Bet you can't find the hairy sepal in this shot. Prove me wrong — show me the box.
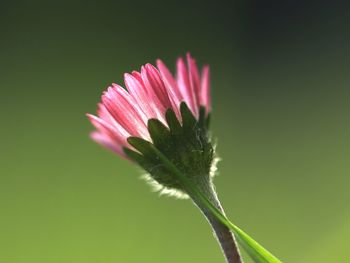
[124,102,214,195]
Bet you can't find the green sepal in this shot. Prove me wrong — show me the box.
[125,138,182,189]
[126,103,214,193]
[198,106,206,129]
[165,109,182,135]
[180,102,197,131]
[123,146,158,178]
[127,137,155,159]
[148,119,171,148]
[123,147,147,166]
[206,113,211,129]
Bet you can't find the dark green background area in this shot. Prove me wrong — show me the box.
[1,1,349,262]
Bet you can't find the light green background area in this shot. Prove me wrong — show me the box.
[1,1,350,262]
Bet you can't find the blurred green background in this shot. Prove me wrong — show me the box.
[1,0,350,262]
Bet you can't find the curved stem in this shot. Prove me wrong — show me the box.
[148,145,281,263]
[190,177,243,263]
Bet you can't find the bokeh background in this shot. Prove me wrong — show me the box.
[1,0,350,262]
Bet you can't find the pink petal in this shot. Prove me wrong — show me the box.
[129,70,166,123]
[87,54,211,157]
[141,64,173,121]
[90,131,126,157]
[156,59,182,119]
[131,71,143,82]
[186,53,201,111]
[124,73,158,120]
[102,86,150,139]
[97,103,124,131]
[87,114,129,148]
[200,65,211,113]
[176,57,198,118]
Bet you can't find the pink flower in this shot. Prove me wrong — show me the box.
[87,53,211,157]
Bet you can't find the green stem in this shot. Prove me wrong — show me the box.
[149,144,282,263]
[190,175,242,263]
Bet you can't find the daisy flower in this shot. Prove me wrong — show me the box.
[87,53,280,263]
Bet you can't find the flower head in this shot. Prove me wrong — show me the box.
[87,55,281,262]
[87,53,214,196]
